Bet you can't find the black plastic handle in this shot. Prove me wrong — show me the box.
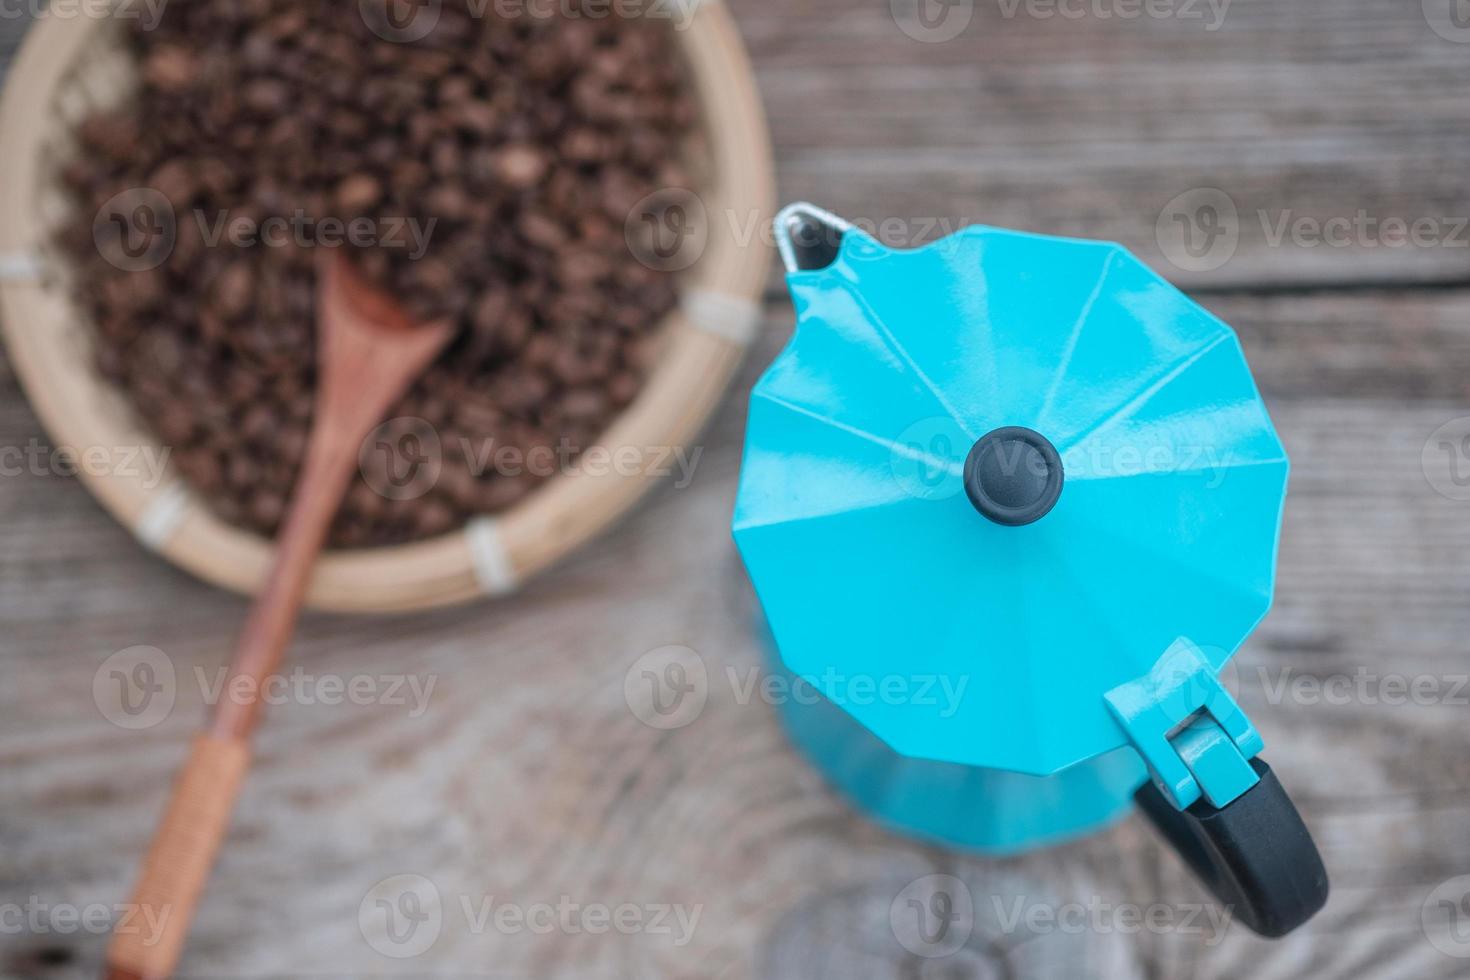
[1135,757,1329,938]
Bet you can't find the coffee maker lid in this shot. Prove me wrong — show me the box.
[733,204,1288,776]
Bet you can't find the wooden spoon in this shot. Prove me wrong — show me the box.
[103,253,455,980]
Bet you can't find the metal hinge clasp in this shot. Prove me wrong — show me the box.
[1104,637,1263,811]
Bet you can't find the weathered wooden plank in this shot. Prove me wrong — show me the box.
[4,1,1470,977]
[4,286,1470,977]
[734,0,1470,288]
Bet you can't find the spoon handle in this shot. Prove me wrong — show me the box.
[102,736,249,980]
[104,430,360,980]
[104,256,455,980]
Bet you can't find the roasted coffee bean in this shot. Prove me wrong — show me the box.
[470,286,511,337]
[143,45,199,93]
[212,262,254,320]
[517,211,566,250]
[494,144,548,190]
[59,0,695,547]
[608,371,642,406]
[334,174,382,214]
[250,492,287,528]
[480,474,533,511]
[78,115,140,159]
[241,77,292,115]
[414,498,458,536]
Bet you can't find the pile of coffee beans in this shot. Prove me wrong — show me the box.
[58,0,697,545]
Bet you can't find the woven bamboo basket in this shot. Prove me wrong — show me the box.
[0,2,773,612]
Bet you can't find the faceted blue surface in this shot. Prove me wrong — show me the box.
[734,224,1288,776]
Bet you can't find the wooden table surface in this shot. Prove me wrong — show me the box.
[4,1,1470,977]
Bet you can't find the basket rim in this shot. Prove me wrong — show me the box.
[0,4,774,612]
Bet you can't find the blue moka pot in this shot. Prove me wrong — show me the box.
[732,204,1328,938]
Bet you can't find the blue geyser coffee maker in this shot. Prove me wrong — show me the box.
[732,204,1328,937]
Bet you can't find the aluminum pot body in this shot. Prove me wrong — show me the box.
[763,639,1147,854]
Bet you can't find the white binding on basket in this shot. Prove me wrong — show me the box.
[464,516,518,596]
[682,289,761,347]
[0,251,42,282]
[133,482,191,551]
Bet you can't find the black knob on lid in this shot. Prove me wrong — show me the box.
[963,426,1064,526]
